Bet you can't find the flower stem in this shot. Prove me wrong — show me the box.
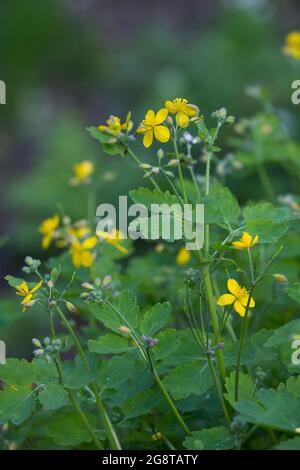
[147,350,190,435]
[55,305,122,450]
[234,286,254,402]
[49,312,103,450]
[207,355,231,426]
[173,139,188,204]
[127,148,161,191]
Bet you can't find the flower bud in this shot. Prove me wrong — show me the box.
[32,338,42,348]
[139,163,152,170]
[81,282,94,290]
[152,432,163,441]
[66,301,77,314]
[167,159,179,167]
[33,348,44,357]
[151,166,160,174]
[119,325,130,334]
[273,273,288,283]
[103,275,112,287]
[157,149,164,160]
[166,116,173,125]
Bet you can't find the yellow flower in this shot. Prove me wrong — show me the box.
[15,280,43,311]
[98,112,133,137]
[217,279,255,317]
[176,247,191,266]
[136,109,170,148]
[283,31,300,59]
[39,214,60,250]
[165,98,199,128]
[232,232,259,250]
[71,161,94,186]
[70,236,98,268]
[96,228,128,254]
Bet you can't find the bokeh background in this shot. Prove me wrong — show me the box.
[1,0,300,355]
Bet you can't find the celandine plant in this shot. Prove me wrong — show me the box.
[2,94,300,451]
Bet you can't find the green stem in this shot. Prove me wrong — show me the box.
[55,305,121,450]
[207,356,231,425]
[49,311,103,450]
[173,139,188,204]
[234,286,255,402]
[248,248,254,284]
[189,166,201,201]
[148,352,190,435]
[127,148,161,191]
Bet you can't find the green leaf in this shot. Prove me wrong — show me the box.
[224,371,254,407]
[122,389,162,421]
[88,334,136,354]
[162,330,203,366]
[99,355,138,390]
[86,127,112,143]
[287,284,300,304]
[183,426,235,450]
[4,275,25,288]
[235,388,300,433]
[244,203,295,243]
[153,329,180,361]
[225,329,276,367]
[202,183,240,225]
[0,358,36,385]
[140,302,172,337]
[47,412,99,446]
[38,384,68,410]
[163,361,212,399]
[274,437,300,450]
[130,187,180,209]
[265,319,300,348]
[0,386,36,425]
[90,290,139,333]
[63,362,96,390]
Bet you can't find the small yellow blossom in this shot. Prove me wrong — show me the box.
[70,161,94,186]
[70,236,98,268]
[232,232,259,250]
[136,109,170,148]
[39,214,60,250]
[15,280,43,311]
[98,112,133,137]
[217,278,255,317]
[176,247,191,265]
[165,98,199,128]
[96,228,128,254]
[283,32,300,60]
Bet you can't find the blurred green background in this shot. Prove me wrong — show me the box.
[1,0,300,355]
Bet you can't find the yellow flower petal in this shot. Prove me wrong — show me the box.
[143,129,154,148]
[154,108,168,125]
[144,110,155,126]
[181,102,199,117]
[136,125,147,135]
[252,234,259,246]
[72,252,81,269]
[16,282,29,296]
[241,232,252,247]
[217,294,235,306]
[176,247,191,266]
[82,236,98,250]
[165,100,178,113]
[154,125,170,143]
[227,278,241,296]
[21,293,33,305]
[81,251,94,268]
[234,300,246,317]
[232,241,246,249]
[176,111,189,128]
[30,280,43,295]
[240,295,255,308]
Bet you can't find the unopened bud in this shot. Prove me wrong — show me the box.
[108,138,117,144]
[139,163,152,170]
[152,432,163,441]
[151,166,160,174]
[47,280,54,289]
[119,325,130,334]
[66,301,77,314]
[33,348,44,357]
[23,300,36,308]
[102,275,112,287]
[217,342,225,350]
[157,149,164,160]
[273,273,288,283]
[82,282,94,290]
[32,338,42,348]
[166,116,173,125]
[167,159,179,167]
